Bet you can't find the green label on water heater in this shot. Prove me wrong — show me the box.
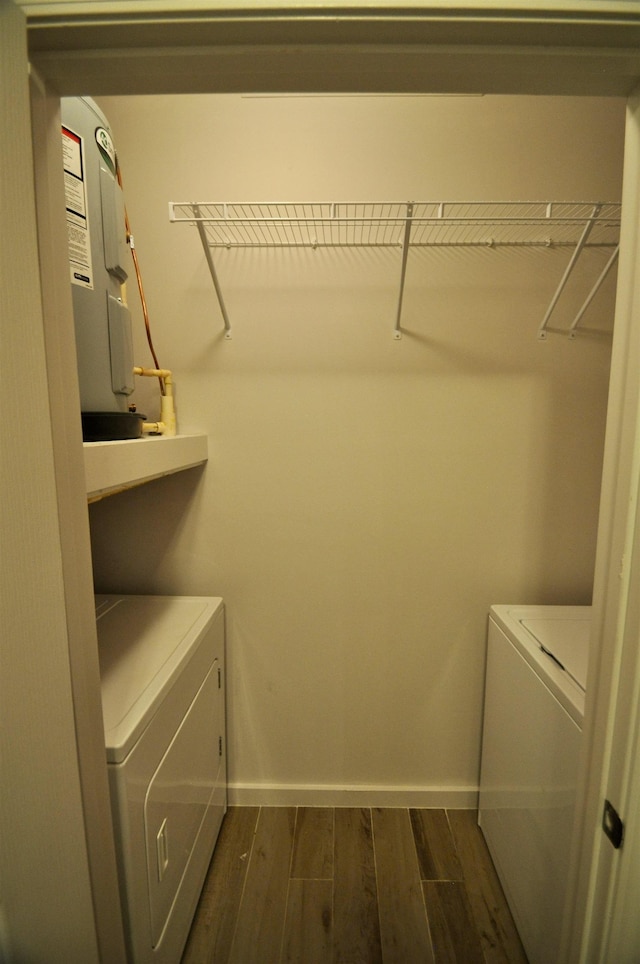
[95,127,116,176]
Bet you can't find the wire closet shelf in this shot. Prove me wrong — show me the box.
[168,200,621,338]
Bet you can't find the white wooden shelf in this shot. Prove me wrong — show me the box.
[84,433,208,502]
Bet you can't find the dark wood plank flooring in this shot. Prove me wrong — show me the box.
[182,807,528,964]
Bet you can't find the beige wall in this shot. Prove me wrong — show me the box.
[89,93,623,803]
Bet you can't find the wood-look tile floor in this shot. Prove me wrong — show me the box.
[182,807,529,964]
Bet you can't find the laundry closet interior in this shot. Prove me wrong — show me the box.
[87,91,624,806]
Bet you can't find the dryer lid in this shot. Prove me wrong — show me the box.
[95,594,222,763]
[520,615,590,692]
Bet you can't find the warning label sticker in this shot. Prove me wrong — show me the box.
[62,125,94,289]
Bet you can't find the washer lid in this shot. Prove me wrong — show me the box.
[520,615,590,691]
[95,594,222,762]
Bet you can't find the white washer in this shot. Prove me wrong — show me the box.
[478,604,591,964]
[95,594,226,964]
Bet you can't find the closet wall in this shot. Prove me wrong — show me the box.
[89,94,623,804]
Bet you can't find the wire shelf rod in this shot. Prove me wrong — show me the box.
[193,204,232,338]
[568,244,620,338]
[538,203,602,340]
[394,202,414,339]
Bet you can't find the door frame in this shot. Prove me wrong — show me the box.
[1,4,126,961]
[17,4,640,961]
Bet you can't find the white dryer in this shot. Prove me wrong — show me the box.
[478,604,590,964]
[95,594,226,964]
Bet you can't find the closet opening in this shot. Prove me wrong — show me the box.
[28,8,640,949]
[73,93,622,964]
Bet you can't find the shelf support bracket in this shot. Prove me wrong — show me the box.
[538,204,601,340]
[394,202,414,339]
[567,243,619,338]
[193,204,232,339]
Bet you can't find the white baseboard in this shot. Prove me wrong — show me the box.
[227,783,479,809]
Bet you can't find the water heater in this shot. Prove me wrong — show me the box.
[61,97,142,441]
